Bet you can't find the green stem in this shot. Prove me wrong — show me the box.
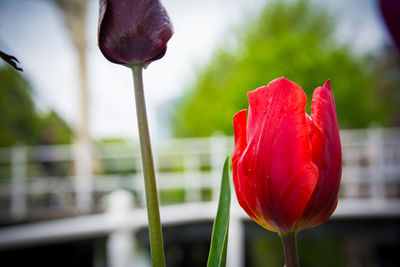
[131,64,166,267]
[279,232,300,267]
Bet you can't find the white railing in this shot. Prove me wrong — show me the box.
[0,128,400,223]
[0,127,400,267]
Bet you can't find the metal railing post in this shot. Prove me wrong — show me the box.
[184,154,201,202]
[11,146,27,220]
[74,141,93,213]
[107,190,134,267]
[227,207,245,267]
[210,134,229,201]
[367,127,386,200]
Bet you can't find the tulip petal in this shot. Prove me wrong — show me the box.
[246,78,318,232]
[379,0,400,51]
[233,110,278,231]
[232,110,253,221]
[300,80,342,230]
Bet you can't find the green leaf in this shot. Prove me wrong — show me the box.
[207,155,231,267]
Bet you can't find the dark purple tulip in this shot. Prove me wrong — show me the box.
[98,0,173,67]
[379,0,400,51]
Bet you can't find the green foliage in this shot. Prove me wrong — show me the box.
[0,66,39,145]
[38,111,73,145]
[159,189,186,205]
[249,233,283,267]
[298,235,344,267]
[172,0,395,137]
[207,155,231,267]
[0,66,72,146]
[247,230,344,267]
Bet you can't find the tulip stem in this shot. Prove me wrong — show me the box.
[279,232,300,267]
[131,64,166,267]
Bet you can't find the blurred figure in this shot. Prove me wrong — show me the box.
[39,127,56,176]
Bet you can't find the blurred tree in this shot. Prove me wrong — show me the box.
[171,0,397,137]
[0,66,72,147]
[0,66,38,146]
[38,111,73,145]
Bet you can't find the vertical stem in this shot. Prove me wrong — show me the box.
[279,232,300,267]
[131,64,166,267]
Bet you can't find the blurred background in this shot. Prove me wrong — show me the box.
[0,0,399,266]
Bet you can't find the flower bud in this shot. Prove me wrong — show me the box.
[379,0,400,51]
[98,0,173,67]
[232,78,342,233]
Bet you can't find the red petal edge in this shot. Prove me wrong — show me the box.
[299,80,342,230]
[232,110,279,231]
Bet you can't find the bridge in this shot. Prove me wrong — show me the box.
[0,127,399,266]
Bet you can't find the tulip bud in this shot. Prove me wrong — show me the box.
[232,78,342,233]
[379,0,400,51]
[98,0,173,67]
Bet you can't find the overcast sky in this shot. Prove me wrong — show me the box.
[0,0,390,141]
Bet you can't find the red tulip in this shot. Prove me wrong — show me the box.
[232,78,342,233]
[98,0,173,67]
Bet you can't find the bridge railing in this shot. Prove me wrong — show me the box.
[0,127,399,224]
